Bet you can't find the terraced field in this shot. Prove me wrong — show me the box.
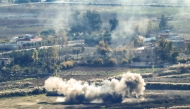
[0,66,189,108]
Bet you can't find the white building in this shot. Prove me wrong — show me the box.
[68,40,84,47]
[15,34,43,47]
[131,45,157,67]
[0,58,11,66]
[143,37,156,45]
[17,37,43,46]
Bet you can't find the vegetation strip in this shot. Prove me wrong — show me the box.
[0,87,46,98]
[146,82,190,90]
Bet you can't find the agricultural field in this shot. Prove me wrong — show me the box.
[1,90,190,109]
[1,3,190,39]
[0,65,190,108]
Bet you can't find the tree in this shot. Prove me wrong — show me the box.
[32,49,38,62]
[134,25,140,35]
[133,36,143,47]
[72,48,81,61]
[146,20,159,37]
[103,31,112,44]
[170,47,179,63]
[84,10,102,32]
[43,47,58,73]
[157,39,179,63]
[10,51,33,66]
[47,47,58,63]
[157,39,171,62]
[107,58,117,66]
[11,65,21,76]
[185,43,190,54]
[40,29,56,38]
[96,40,112,56]
[69,11,86,34]
[109,18,118,31]
[69,10,102,34]
[92,58,104,65]
[159,14,167,30]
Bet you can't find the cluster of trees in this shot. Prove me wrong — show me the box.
[82,40,132,66]
[134,14,168,38]
[159,14,168,30]
[157,38,179,63]
[68,10,117,46]
[69,10,103,34]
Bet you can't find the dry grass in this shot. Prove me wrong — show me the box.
[169,63,190,69]
[0,94,61,109]
[0,90,190,109]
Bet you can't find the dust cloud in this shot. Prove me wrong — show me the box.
[44,72,146,103]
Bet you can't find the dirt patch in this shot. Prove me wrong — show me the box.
[16,102,36,106]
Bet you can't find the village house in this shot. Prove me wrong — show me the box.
[0,58,11,66]
[0,34,43,50]
[16,34,43,48]
[165,36,184,50]
[67,40,85,47]
[157,30,184,50]
[143,37,157,45]
[184,39,190,44]
[131,44,157,67]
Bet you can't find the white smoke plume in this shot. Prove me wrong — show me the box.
[44,72,146,103]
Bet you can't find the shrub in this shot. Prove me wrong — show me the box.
[106,58,117,66]
[121,59,128,65]
[60,61,74,69]
[92,58,104,66]
[80,60,88,65]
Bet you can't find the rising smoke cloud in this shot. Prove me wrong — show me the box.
[44,72,146,103]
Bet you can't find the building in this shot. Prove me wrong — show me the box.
[184,39,190,44]
[131,45,157,67]
[143,37,156,45]
[158,30,185,50]
[165,36,184,50]
[68,40,84,47]
[0,34,43,50]
[158,30,178,39]
[15,34,43,47]
[0,58,11,66]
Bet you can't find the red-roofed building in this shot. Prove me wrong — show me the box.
[184,39,190,44]
[16,34,43,47]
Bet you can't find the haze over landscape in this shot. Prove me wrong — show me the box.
[1,0,190,109]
